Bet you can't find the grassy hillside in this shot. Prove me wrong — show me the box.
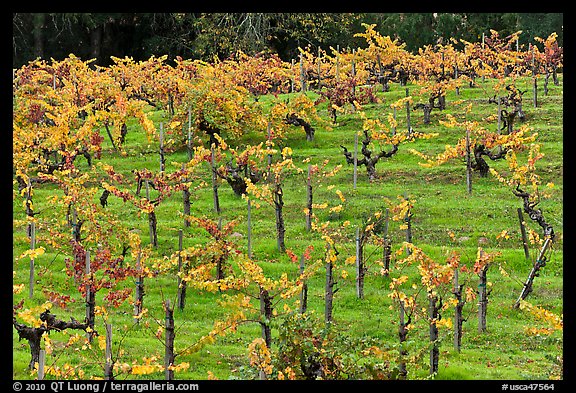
[12,75,563,380]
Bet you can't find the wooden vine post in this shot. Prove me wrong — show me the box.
[159,123,166,173]
[477,258,489,333]
[38,350,46,380]
[134,251,144,323]
[355,227,365,299]
[324,243,336,324]
[247,197,252,259]
[23,177,35,239]
[497,97,502,134]
[187,107,193,160]
[164,300,175,380]
[259,286,273,349]
[353,131,358,190]
[104,323,114,380]
[382,209,391,277]
[29,221,35,299]
[532,45,538,108]
[335,44,340,83]
[428,292,441,375]
[257,286,274,379]
[145,180,158,248]
[317,46,322,90]
[398,300,409,380]
[266,122,273,179]
[85,250,96,342]
[182,163,191,228]
[405,88,411,134]
[404,193,413,256]
[176,230,187,311]
[305,164,313,231]
[466,128,472,194]
[69,198,82,255]
[290,59,295,93]
[454,58,460,96]
[273,180,286,253]
[211,143,221,215]
[299,254,308,314]
[517,208,531,260]
[481,33,486,83]
[299,52,306,92]
[452,267,465,352]
[351,49,356,95]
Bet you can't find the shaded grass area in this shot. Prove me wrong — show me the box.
[13,75,563,380]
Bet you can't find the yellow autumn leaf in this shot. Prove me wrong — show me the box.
[19,247,45,260]
[98,335,106,350]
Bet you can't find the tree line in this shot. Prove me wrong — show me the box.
[13,13,563,69]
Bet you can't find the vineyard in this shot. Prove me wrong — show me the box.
[13,26,563,381]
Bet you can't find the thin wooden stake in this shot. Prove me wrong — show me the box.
[398,300,408,380]
[481,34,485,82]
[325,243,334,324]
[355,227,364,299]
[405,88,411,134]
[335,45,340,83]
[104,323,113,380]
[299,254,308,314]
[291,59,295,93]
[517,208,530,260]
[353,131,358,190]
[159,123,165,173]
[146,181,158,248]
[247,198,252,259]
[428,293,440,375]
[85,250,95,342]
[317,46,322,89]
[497,97,502,134]
[187,106,192,161]
[382,209,391,276]
[392,107,397,136]
[478,260,488,333]
[182,163,191,228]
[533,76,538,108]
[299,53,306,92]
[404,193,412,256]
[164,300,175,380]
[305,164,312,231]
[211,144,220,214]
[176,230,186,310]
[465,129,472,194]
[267,122,273,172]
[453,268,464,352]
[29,221,35,299]
[134,251,144,323]
[532,47,538,108]
[38,349,45,380]
[351,49,356,77]
[454,59,460,95]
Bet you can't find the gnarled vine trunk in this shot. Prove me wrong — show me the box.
[341,129,398,181]
[13,311,89,369]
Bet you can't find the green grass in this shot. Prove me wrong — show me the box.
[13,75,563,380]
